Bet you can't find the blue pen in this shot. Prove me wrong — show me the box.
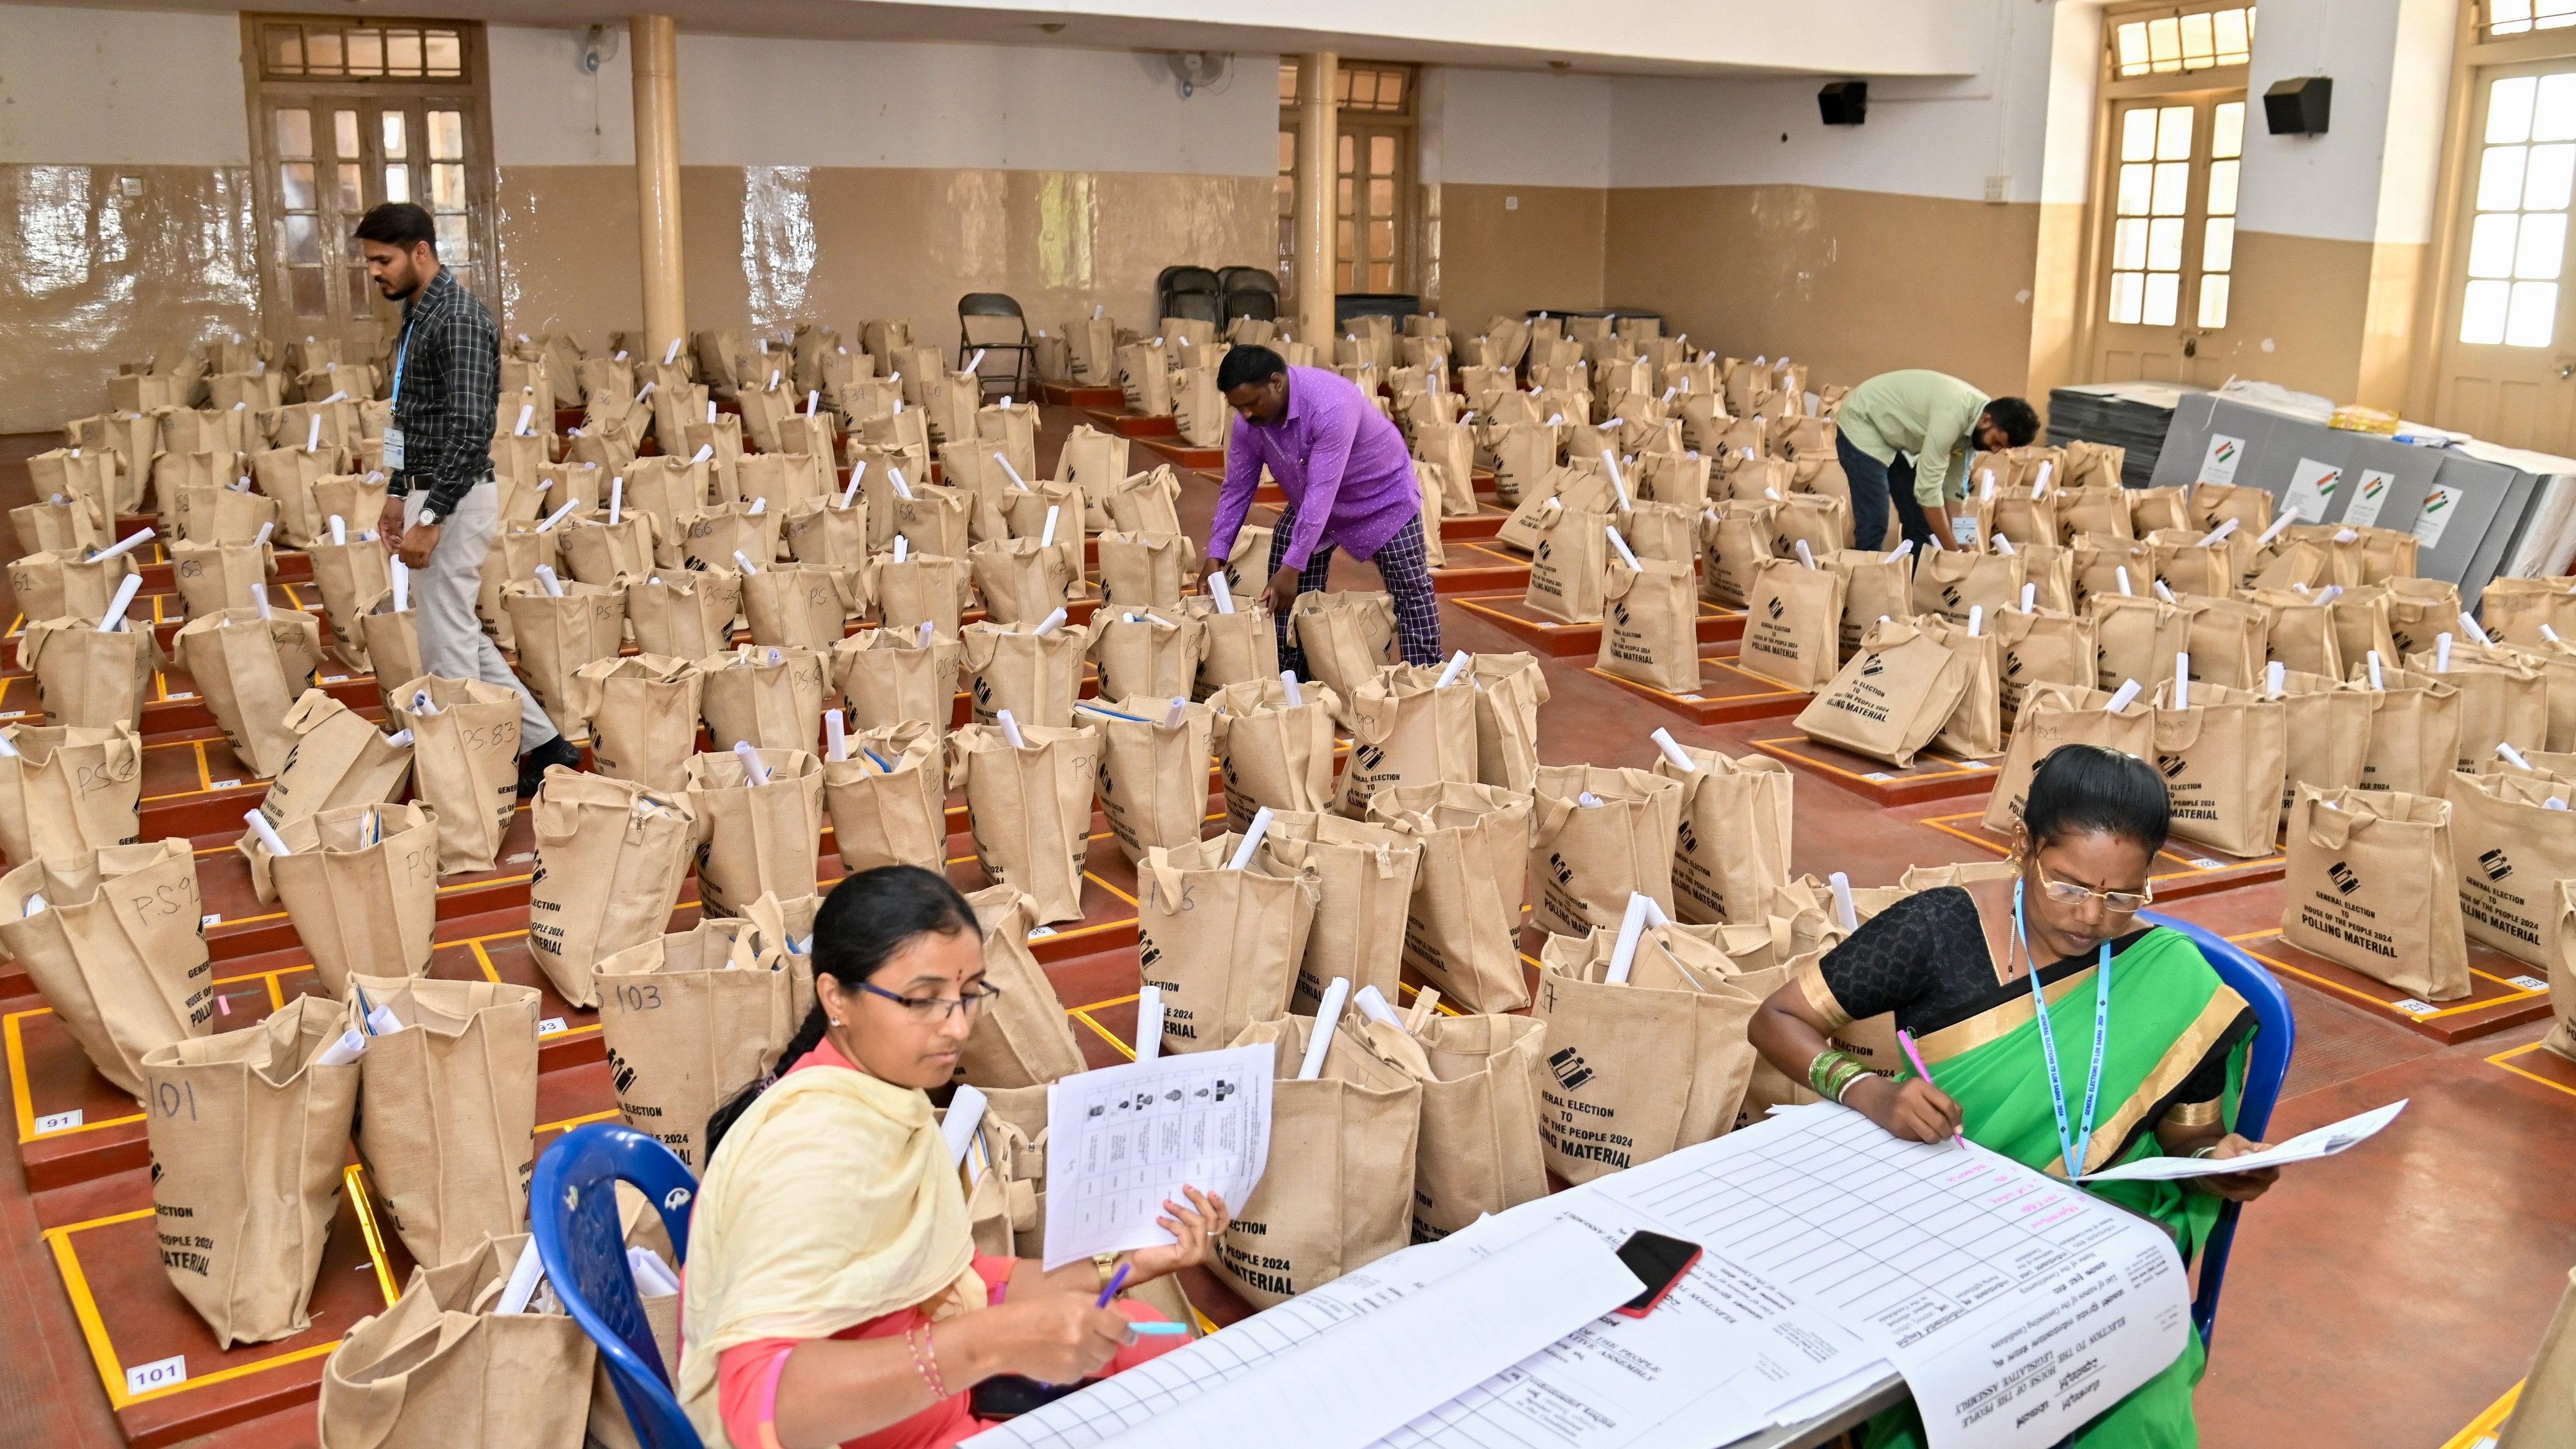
[863,747,894,772]
[1077,702,1152,723]
[1094,1261,1131,1307]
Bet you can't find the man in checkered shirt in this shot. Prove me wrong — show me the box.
[358,202,581,796]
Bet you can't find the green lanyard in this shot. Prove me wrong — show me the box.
[2013,878,2111,1179]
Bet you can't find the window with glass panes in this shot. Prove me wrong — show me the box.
[1278,60,1417,300]
[242,15,494,348]
[2489,1,2576,36]
[2105,97,2244,329]
[2109,6,2255,79]
[2460,72,2576,347]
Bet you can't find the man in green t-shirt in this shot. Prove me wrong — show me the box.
[1835,371,2039,551]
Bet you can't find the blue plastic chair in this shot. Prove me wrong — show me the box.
[531,1123,704,1449]
[2140,912,2296,1350]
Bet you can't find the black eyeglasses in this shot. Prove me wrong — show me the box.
[857,979,1003,1022]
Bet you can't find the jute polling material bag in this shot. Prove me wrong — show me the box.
[1528,764,1684,936]
[1090,610,1205,703]
[391,675,523,873]
[1182,595,1282,700]
[1336,664,1480,817]
[2280,786,2469,1001]
[682,747,823,921]
[1739,556,1845,691]
[1921,613,2007,760]
[832,629,961,736]
[140,994,358,1347]
[2450,770,2576,969]
[528,773,698,1007]
[699,645,831,756]
[625,569,741,659]
[356,590,424,715]
[0,840,213,1094]
[2351,667,2462,798]
[345,975,542,1267]
[0,721,142,866]
[1136,834,1321,1054]
[1983,683,2155,834]
[317,1232,593,1449]
[1259,811,1423,1013]
[1793,617,1970,769]
[1470,652,1551,796]
[2150,680,2288,859]
[962,622,1087,729]
[1365,782,1532,1012]
[167,540,276,620]
[248,801,440,1000]
[1217,1013,1420,1308]
[1393,1007,1551,1242]
[1993,607,2099,729]
[1532,923,1764,1182]
[1210,676,1341,829]
[744,562,859,650]
[172,607,325,777]
[952,721,1102,924]
[958,886,1088,1088]
[823,718,947,873]
[1291,590,1398,702]
[1652,744,1793,926]
[567,654,703,792]
[594,918,807,1169]
[2273,669,2375,811]
[500,580,626,744]
[1602,555,1704,693]
[1086,694,1216,864]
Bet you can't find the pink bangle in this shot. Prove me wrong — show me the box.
[907,1324,948,1400]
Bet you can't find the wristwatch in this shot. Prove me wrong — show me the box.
[1093,1252,1123,1293]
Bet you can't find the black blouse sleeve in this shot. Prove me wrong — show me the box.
[1815,887,1986,1024]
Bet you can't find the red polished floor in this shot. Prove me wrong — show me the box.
[0,413,2567,1449]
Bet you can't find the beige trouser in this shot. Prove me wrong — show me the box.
[406,483,559,747]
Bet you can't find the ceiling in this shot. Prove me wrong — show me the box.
[26,0,1993,79]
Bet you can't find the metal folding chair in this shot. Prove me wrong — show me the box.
[958,291,1034,401]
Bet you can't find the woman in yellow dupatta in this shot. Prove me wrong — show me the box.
[679,866,1229,1449]
[1750,745,2282,1448]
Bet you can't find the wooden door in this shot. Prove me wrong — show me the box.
[2090,91,2245,386]
[2434,63,2576,453]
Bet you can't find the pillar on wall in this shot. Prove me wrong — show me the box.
[631,15,686,360]
[1296,52,1339,347]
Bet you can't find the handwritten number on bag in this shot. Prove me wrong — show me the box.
[156,1080,198,1121]
[618,983,663,1012]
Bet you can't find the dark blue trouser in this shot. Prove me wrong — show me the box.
[1835,430,1939,552]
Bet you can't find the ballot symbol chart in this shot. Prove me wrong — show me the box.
[1041,1043,1275,1270]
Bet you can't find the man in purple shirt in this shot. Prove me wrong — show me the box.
[1198,344,1442,674]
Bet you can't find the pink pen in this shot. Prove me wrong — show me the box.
[1895,1028,1965,1150]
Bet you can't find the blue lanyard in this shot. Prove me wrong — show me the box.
[390,312,418,408]
[2013,878,2112,1179]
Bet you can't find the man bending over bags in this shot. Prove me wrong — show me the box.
[681,867,1231,1449]
[1199,344,1444,677]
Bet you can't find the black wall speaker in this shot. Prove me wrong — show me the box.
[1818,80,1867,127]
[2264,76,2333,136]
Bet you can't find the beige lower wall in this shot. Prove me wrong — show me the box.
[506,164,1273,366]
[1,164,261,434]
[1604,185,2045,402]
[1440,182,1605,329]
[3,162,1269,434]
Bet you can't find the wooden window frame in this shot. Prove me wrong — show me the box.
[240,12,499,348]
[1279,59,1421,301]
[2407,4,2576,413]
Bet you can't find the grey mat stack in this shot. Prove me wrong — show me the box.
[2048,383,2197,490]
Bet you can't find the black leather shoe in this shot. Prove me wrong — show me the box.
[517,735,584,798]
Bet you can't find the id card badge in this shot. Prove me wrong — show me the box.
[382,427,406,471]
[1950,512,1980,547]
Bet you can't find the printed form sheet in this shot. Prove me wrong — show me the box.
[1041,1044,1274,1270]
[1595,1104,2192,1449]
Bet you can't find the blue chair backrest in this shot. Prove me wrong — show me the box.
[2142,912,2294,1350]
[531,1123,704,1449]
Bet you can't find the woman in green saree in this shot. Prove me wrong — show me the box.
[1749,744,2280,1448]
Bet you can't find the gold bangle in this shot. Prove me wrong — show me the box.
[1093,1251,1121,1293]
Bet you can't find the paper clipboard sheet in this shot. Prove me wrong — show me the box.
[1040,1044,1275,1270]
[964,1219,1642,1449]
[2080,1099,2406,1183]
